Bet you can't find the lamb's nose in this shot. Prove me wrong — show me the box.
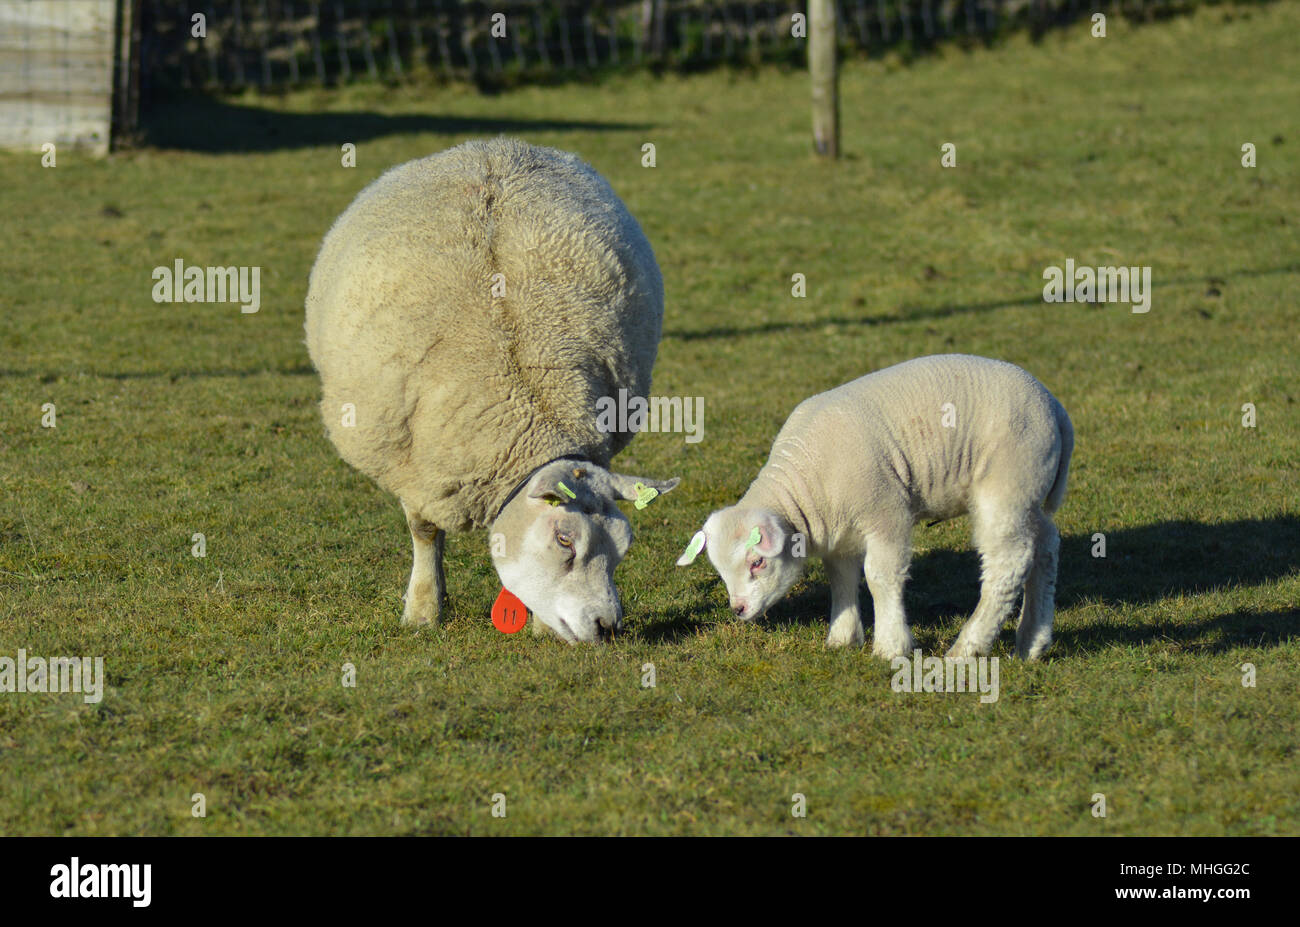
[598,612,621,630]
[733,603,746,617]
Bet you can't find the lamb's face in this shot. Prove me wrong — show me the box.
[691,508,804,621]
[491,461,679,643]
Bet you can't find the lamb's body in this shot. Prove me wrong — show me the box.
[704,355,1072,659]
[306,138,663,532]
[305,139,668,632]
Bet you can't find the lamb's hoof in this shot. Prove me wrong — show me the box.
[1014,638,1052,661]
[826,626,865,649]
[946,640,987,659]
[872,635,916,661]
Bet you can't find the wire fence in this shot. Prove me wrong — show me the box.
[138,0,1216,93]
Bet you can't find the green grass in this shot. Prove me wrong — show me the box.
[1,4,1297,835]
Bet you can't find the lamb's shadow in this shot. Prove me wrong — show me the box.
[637,516,1300,653]
[143,98,649,153]
[662,263,1300,341]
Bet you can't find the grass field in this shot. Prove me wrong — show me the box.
[1,3,1296,835]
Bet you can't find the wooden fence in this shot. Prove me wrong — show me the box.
[137,0,1205,92]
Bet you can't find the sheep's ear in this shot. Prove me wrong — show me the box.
[676,529,707,566]
[528,474,583,506]
[749,512,785,557]
[606,472,681,504]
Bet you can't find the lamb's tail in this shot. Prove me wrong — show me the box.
[1044,398,1074,515]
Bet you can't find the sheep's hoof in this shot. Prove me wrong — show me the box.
[400,592,442,628]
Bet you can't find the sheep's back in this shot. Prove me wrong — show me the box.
[305,139,664,529]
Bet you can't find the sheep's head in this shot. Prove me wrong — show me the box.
[677,507,804,621]
[490,461,679,643]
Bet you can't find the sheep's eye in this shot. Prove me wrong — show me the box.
[750,557,766,572]
[556,532,574,550]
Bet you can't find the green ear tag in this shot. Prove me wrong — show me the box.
[633,482,659,510]
[557,482,577,500]
[745,527,762,551]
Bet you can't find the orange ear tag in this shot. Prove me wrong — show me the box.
[491,588,529,634]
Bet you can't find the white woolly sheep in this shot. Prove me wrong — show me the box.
[305,138,678,643]
[677,354,1073,660]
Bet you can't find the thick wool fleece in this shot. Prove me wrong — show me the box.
[741,354,1073,552]
[305,138,664,531]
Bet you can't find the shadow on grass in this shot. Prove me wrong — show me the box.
[638,516,1300,653]
[143,98,650,153]
[0,364,319,381]
[663,263,1300,342]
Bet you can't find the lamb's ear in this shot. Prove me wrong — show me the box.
[749,511,786,557]
[676,529,707,566]
[605,472,681,505]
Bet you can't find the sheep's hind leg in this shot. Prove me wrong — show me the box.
[1015,511,1058,661]
[400,501,445,627]
[948,505,1035,658]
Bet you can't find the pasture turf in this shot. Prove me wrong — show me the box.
[0,3,1296,834]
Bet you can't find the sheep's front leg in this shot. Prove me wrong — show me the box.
[400,501,445,626]
[824,556,865,648]
[864,531,915,660]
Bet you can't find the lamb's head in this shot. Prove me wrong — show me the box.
[491,460,680,643]
[677,507,804,621]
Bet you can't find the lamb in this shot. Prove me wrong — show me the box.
[305,138,678,643]
[676,354,1073,660]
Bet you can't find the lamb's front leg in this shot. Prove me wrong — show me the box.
[400,501,445,626]
[824,556,865,648]
[864,531,915,660]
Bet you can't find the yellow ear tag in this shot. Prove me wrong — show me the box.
[633,482,659,510]
[677,530,706,566]
[745,527,762,551]
[557,482,577,500]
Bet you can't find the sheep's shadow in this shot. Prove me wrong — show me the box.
[637,516,1300,653]
[142,98,650,153]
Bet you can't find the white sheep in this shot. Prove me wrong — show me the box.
[305,138,678,642]
[677,354,1073,660]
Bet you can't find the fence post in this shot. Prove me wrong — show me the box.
[810,0,840,158]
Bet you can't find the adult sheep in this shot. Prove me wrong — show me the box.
[305,138,678,643]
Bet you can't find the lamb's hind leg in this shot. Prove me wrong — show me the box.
[948,504,1035,658]
[400,500,445,627]
[1015,511,1059,660]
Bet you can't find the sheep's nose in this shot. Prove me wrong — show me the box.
[598,612,621,631]
[733,603,746,617]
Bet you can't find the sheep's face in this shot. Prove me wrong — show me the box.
[681,507,804,622]
[491,461,680,643]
